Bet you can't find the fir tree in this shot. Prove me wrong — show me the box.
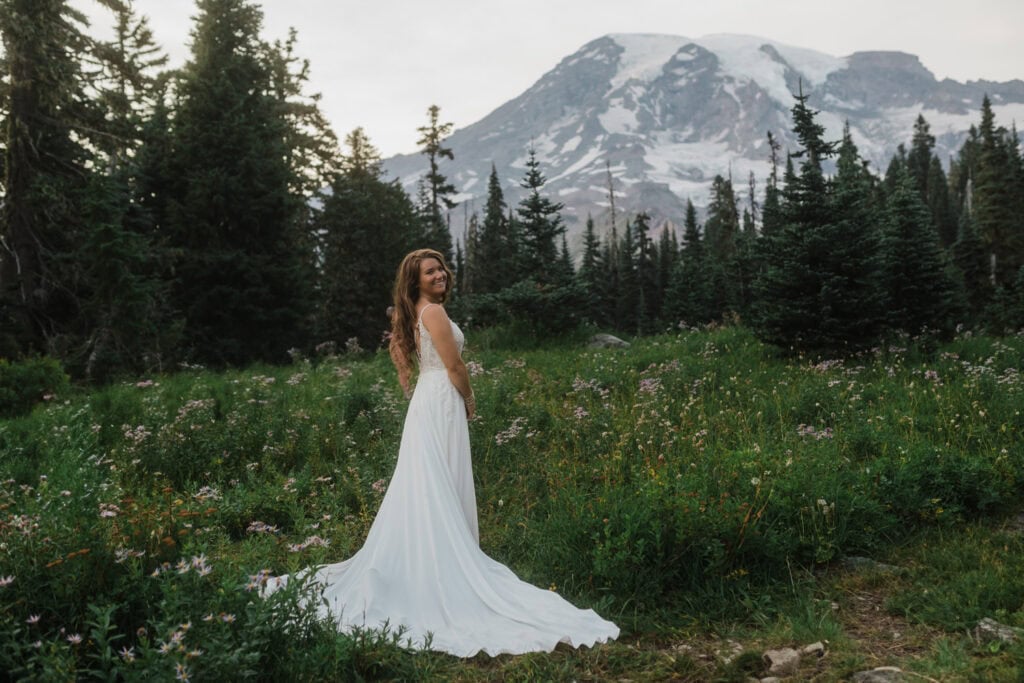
[0,0,95,357]
[475,164,509,294]
[974,96,1024,286]
[615,219,640,333]
[416,104,456,261]
[166,0,311,364]
[815,125,886,348]
[752,87,874,351]
[317,130,418,350]
[880,165,963,335]
[516,147,565,285]
[665,199,715,326]
[953,208,992,320]
[577,215,605,325]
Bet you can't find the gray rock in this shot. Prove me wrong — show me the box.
[851,667,906,682]
[841,555,902,573]
[762,648,800,677]
[759,678,782,683]
[975,617,1021,644]
[587,333,631,349]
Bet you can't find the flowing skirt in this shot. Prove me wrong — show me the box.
[268,369,619,657]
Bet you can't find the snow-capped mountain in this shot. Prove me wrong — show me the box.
[382,33,1024,245]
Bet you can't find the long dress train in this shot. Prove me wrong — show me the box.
[267,306,618,657]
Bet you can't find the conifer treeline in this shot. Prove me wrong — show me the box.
[0,0,454,378]
[2,1,1023,382]
[453,90,1024,351]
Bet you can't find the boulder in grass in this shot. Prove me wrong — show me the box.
[587,333,631,349]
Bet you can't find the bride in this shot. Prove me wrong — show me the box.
[268,248,618,657]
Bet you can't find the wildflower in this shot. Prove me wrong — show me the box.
[573,406,589,419]
[371,479,387,494]
[202,613,214,622]
[466,361,484,376]
[220,613,236,623]
[99,503,121,518]
[495,417,527,445]
[245,569,272,591]
[750,477,761,487]
[0,575,13,587]
[60,490,71,497]
[175,559,190,574]
[119,646,136,662]
[639,377,662,395]
[26,614,40,625]
[247,520,280,534]
[193,486,221,501]
[175,663,190,682]
[67,633,82,645]
[186,649,204,659]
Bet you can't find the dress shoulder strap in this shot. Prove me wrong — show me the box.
[417,302,440,326]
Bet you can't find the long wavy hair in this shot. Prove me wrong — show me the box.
[388,248,453,390]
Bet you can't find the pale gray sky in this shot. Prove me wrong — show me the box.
[78,0,1024,157]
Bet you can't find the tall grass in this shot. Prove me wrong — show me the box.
[0,325,1021,678]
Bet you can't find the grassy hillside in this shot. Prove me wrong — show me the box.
[1,325,1022,680]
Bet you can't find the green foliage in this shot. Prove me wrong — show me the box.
[2,325,1024,675]
[316,145,420,351]
[0,356,68,417]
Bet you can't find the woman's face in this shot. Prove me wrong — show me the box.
[417,257,447,301]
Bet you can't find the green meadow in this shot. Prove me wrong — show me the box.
[1,325,1022,681]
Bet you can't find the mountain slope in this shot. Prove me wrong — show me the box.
[382,33,1024,245]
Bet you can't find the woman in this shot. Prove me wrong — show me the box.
[271,248,618,657]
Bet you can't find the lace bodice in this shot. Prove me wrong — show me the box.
[417,305,464,373]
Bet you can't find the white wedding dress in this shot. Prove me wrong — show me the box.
[268,305,619,657]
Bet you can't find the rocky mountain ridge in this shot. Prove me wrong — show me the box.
[382,33,1024,246]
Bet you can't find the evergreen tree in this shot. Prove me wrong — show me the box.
[906,114,935,200]
[615,219,640,333]
[656,224,677,325]
[577,215,605,325]
[454,239,465,294]
[0,0,95,357]
[704,174,741,316]
[927,156,957,248]
[516,147,565,284]
[761,131,783,237]
[556,235,575,286]
[665,199,715,326]
[880,165,963,335]
[166,0,311,364]
[974,96,1024,286]
[76,1,174,378]
[953,208,992,320]
[752,87,871,351]
[815,125,886,348]
[634,212,659,332]
[464,211,480,295]
[317,130,418,350]
[475,164,509,294]
[416,104,456,261]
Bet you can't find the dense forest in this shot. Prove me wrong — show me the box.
[2,0,1024,384]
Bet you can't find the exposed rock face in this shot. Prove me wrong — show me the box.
[382,33,1024,246]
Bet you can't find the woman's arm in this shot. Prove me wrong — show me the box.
[420,304,475,418]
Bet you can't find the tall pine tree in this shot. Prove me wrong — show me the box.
[166,0,310,364]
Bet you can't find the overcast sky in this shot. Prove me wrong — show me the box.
[77,0,1024,158]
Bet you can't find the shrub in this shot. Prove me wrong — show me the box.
[0,356,69,417]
